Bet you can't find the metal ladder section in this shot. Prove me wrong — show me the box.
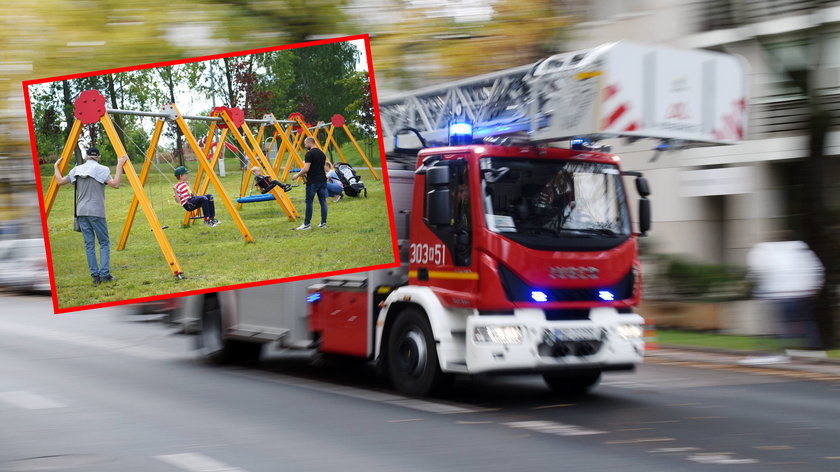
[378,43,618,150]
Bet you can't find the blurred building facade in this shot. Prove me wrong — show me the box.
[563,0,840,266]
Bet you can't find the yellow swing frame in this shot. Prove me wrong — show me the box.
[44,90,257,278]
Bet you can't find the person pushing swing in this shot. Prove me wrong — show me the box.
[173,166,220,227]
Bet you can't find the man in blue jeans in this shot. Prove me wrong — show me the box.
[294,136,329,230]
[54,147,129,285]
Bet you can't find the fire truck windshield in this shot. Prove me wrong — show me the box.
[480,157,631,251]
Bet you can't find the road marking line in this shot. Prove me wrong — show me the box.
[605,437,675,444]
[387,418,423,423]
[156,453,245,472]
[530,403,574,410]
[504,420,606,436]
[753,445,792,450]
[0,390,65,409]
[687,453,758,465]
[649,447,701,453]
[456,420,493,424]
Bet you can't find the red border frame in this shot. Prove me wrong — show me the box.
[22,34,401,314]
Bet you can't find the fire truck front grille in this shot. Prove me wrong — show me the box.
[498,265,634,303]
[543,309,591,321]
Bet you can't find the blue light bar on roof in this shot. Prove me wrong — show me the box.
[449,118,473,145]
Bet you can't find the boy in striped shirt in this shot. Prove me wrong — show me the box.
[173,166,220,227]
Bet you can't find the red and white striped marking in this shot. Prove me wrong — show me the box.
[600,82,642,133]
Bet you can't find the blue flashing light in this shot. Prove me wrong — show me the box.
[570,138,586,150]
[448,119,474,146]
[306,292,321,303]
[598,290,615,301]
[449,122,473,136]
[530,290,549,303]
[655,140,670,151]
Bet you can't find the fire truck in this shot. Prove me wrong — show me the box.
[182,41,745,396]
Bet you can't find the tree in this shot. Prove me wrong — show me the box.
[288,42,360,122]
[371,0,571,86]
[337,71,375,140]
[756,9,837,349]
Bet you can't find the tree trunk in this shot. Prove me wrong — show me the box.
[165,71,184,167]
[223,57,236,107]
[803,106,836,348]
[106,75,125,155]
[61,80,83,165]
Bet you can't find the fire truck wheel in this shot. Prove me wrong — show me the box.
[542,371,601,395]
[387,308,446,396]
[199,295,262,364]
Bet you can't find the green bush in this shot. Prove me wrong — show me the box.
[660,255,749,301]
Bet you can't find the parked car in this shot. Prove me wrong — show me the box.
[0,238,50,294]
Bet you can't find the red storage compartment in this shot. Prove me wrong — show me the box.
[309,284,369,357]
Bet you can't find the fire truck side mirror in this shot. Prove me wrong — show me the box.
[427,188,451,226]
[426,166,450,186]
[635,177,650,197]
[639,198,651,236]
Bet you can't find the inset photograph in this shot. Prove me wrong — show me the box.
[25,35,398,312]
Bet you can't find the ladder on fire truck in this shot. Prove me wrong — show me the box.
[379,41,747,151]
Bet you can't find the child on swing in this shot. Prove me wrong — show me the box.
[173,166,220,227]
[251,166,293,194]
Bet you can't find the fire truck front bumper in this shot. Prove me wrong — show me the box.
[462,308,645,375]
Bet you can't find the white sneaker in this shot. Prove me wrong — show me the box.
[211,219,221,227]
[333,194,342,203]
[204,219,213,227]
[295,224,311,230]
[318,222,327,228]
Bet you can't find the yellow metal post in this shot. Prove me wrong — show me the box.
[292,115,324,149]
[100,113,183,276]
[221,113,298,220]
[342,124,380,180]
[271,120,304,174]
[255,124,266,150]
[182,123,218,227]
[44,119,84,217]
[117,119,165,250]
[240,123,299,219]
[172,107,255,242]
[190,128,229,226]
[325,127,351,165]
[190,123,218,201]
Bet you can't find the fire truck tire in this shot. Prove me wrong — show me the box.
[199,295,262,364]
[386,308,447,396]
[542,371,601,395]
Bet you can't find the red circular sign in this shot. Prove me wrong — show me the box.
[226,107,245,129]
[213,106,229,129]
[331,114,345,128]
[73,90,107,124]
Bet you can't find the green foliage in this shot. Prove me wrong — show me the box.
[660,255,749,301]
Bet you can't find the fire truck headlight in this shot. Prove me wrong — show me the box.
[474,325,524,344]
[615,324,643,340]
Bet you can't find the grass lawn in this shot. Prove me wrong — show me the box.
[41,158,396,310]
[658,330,840,358]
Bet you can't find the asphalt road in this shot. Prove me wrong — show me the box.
[2,294,840,471]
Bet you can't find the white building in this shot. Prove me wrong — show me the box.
[563,0,840,266]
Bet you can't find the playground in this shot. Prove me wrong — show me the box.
[41,145,394,310]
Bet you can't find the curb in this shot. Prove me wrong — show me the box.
[652,344,840,366]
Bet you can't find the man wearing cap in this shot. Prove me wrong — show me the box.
[54,147,129,285]
[173,166,220,227]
